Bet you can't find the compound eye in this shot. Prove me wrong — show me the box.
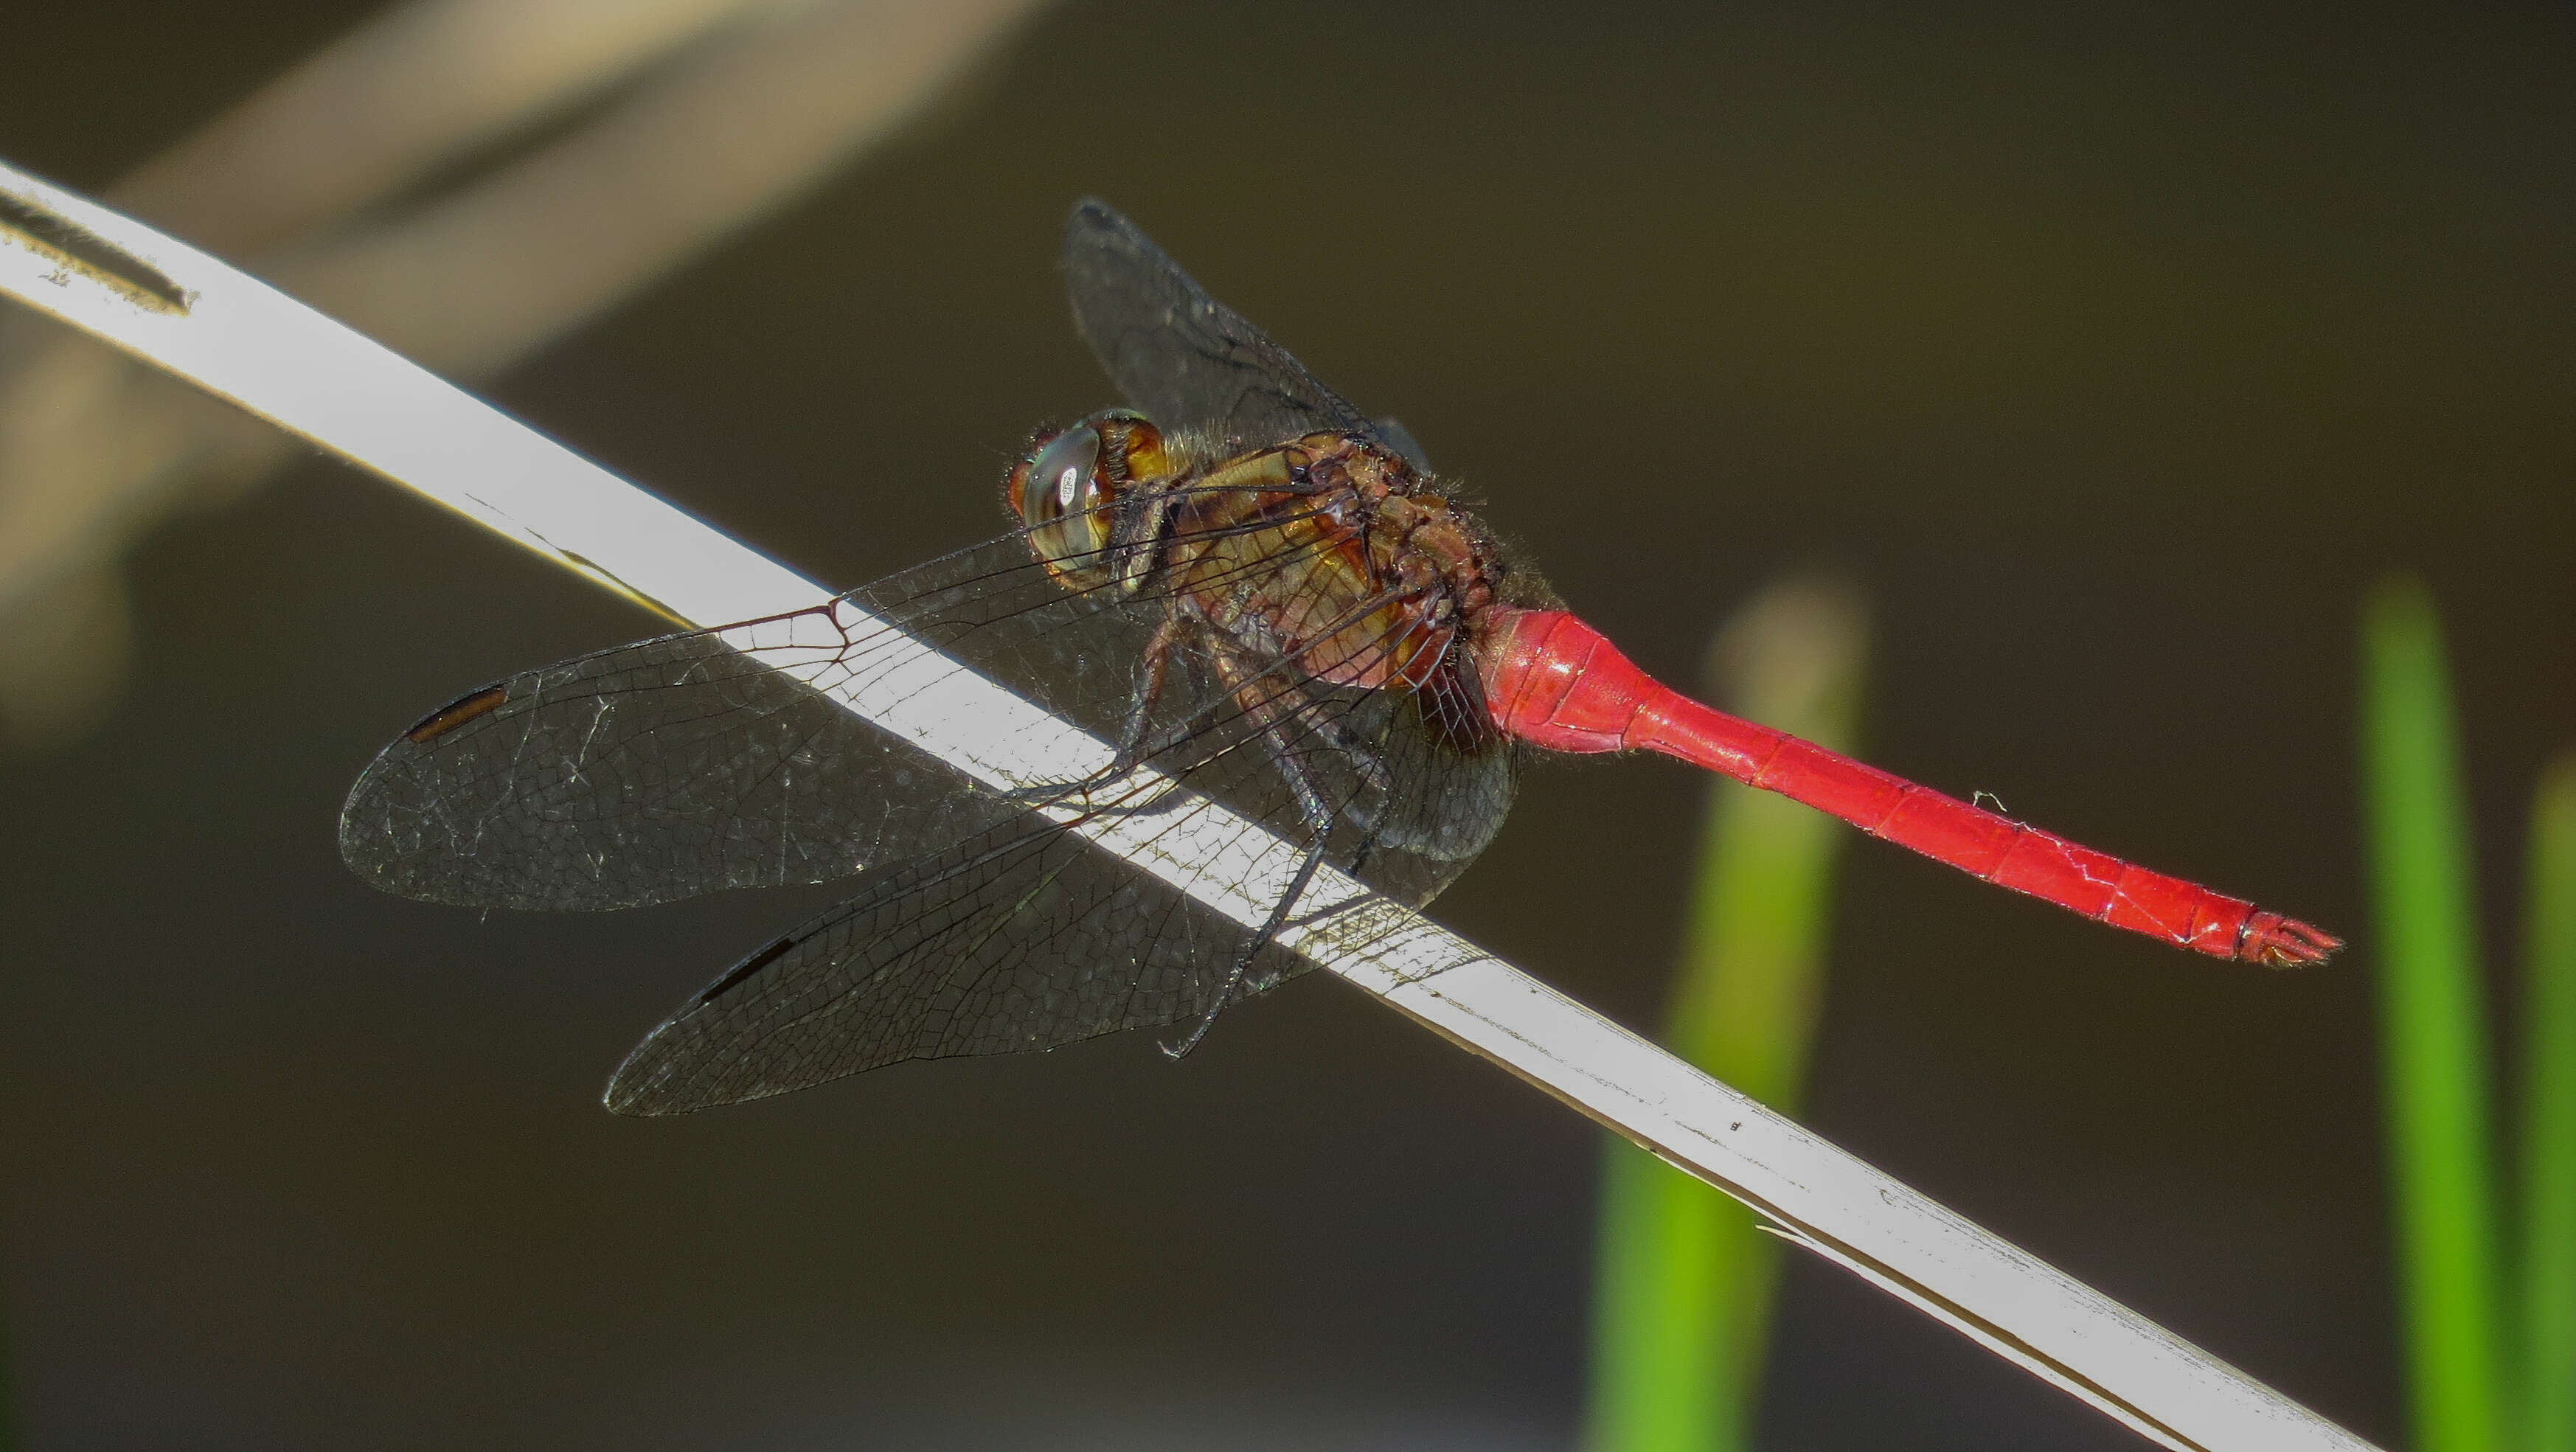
[1016,424,1111,577]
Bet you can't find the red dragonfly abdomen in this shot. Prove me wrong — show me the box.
[1478,608,2339,967]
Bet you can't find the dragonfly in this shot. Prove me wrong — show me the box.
[341,200,2340,1116]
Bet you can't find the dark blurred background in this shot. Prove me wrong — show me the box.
[1,0,2570,1446]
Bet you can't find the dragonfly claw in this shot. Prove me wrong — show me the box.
[2237,911,2342,968]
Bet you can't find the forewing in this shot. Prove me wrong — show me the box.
[343,610,984,911]
[341,537,1150,911]
[340,519,1506,916]
[1065,199,1374,454]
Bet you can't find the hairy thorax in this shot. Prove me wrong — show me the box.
[1162,431,1505,695]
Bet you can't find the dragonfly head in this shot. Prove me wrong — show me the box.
[1006,409,1174,588]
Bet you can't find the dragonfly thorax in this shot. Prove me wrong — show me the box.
[1164,429,1504,698]
[1010,409,1526,745]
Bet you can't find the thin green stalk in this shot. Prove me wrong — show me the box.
[2522,755,2576,1452]
[2361,576,2508,1452]
[1586,575,1867,1452]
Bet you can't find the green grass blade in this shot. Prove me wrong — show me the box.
[2362,576,2508,1452]
[1590,1142,1739,1452]
[1585,574,1867,1452]
[2522,755,2576,1452]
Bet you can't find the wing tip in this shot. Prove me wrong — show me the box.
[600,1042,698,1117]
[1068,195,1125,231]
[1064,196,1149,266]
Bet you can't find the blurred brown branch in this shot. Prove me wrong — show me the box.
[0,0,1050,748]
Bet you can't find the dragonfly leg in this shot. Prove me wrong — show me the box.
[1209,644,1350,830]
[1254,686,1409,877]
[1161,648,1352,1059]
[1286,693,1395,811]
[1162,829,1330,1060]
[996,612,1190,808]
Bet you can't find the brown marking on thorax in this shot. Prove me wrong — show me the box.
[1161,433,1503,693]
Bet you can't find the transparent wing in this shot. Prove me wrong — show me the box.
[342,524,1511,915]
[1064,198,1375,454]
[592,591,1514,1111]
[1372,416,1433,474]
[339,543,1037,912]
[602,813,1316,1114]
